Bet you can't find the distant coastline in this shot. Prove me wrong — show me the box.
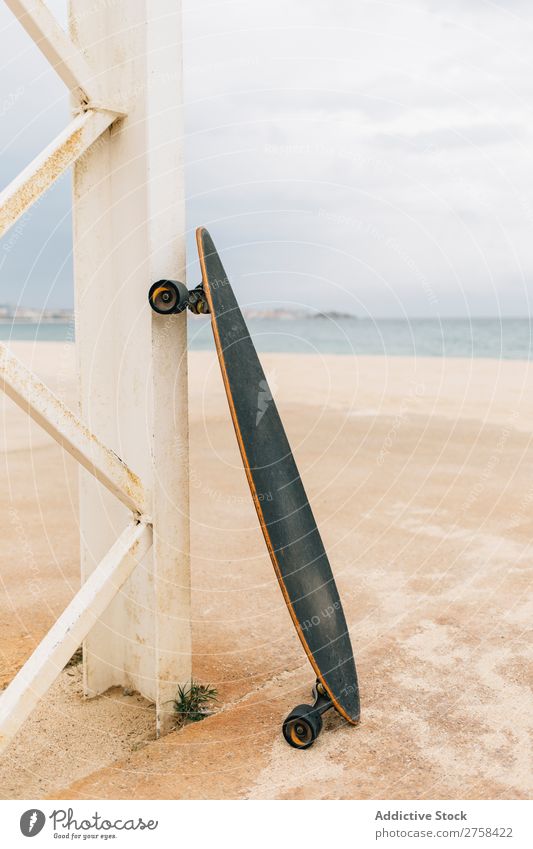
[0,306,73,324]
[0,318,74,324]
[242,309,356,320]
[1,314,531,361]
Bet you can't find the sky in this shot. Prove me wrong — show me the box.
[1,0,533,316]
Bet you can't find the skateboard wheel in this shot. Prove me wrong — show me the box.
[148,280,189,314]
[282,704,323,749]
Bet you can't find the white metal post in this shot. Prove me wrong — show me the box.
[70,0,191,734]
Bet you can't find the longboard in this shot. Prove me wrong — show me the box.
[148,228,360,748]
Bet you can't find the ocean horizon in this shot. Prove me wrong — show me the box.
[1,317,531,360]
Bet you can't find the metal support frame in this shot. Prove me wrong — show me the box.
[4,0,124,111]
[0,0,190,751]
[0,522,152,753]
[0,343,147,515]
[0,110,117,240]
[71,0,190,736]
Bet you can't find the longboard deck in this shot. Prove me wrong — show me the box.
[197,227,360,724]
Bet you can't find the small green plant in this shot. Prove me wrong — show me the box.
[65,646,83,668]
[173,680,218,726]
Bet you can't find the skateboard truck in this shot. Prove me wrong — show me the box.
[282,680,333,749]
[148,280,210,315]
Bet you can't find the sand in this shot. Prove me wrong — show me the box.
[0,341,532,799]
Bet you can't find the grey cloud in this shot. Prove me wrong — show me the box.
[371,123,526,152]
[2,0,533,314]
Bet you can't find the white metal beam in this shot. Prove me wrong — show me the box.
[71,0,191,736]
[0,109,116,240]
[0,521,152,754]
[0,343,148,516]
[4,0,124,112]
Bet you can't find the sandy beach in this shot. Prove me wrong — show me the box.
[0,341,532,799]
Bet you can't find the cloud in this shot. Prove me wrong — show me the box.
[1,0,533,314]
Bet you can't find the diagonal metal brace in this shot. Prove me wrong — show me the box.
[0,520,152,754]
[4,0,125,113]
[0,343,148,517]
[0,110,117,241]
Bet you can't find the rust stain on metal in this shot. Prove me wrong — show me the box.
[129,536,143,558]
[124,465,143,498]
[0,126,84,236]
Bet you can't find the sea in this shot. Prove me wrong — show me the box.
[1,317,531,360]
